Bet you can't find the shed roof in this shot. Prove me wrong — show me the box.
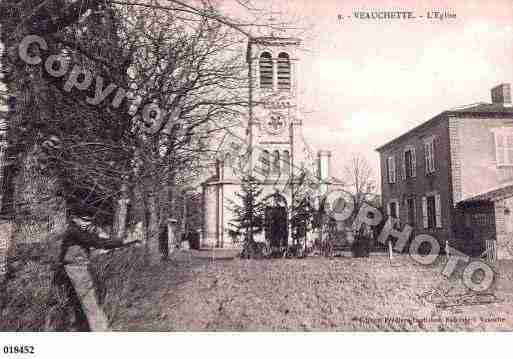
[458,184,513,205]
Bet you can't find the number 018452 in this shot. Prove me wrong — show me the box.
[2,346,35,355]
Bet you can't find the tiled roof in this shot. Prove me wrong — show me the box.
[376,103,513,152]
[448,102,513,114]
[458,184,513,204]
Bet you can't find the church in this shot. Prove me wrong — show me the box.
[201,35,343,249]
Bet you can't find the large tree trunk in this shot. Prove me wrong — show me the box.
[112,183,129,242]
[160,172,178,255]
[145,187,161,265]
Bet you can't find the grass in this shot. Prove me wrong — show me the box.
[108,252,513,331]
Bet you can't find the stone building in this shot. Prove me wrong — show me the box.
[377,83,513,259]
[201,36,343,249]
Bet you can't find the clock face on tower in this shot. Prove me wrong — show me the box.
[263,112,288,135]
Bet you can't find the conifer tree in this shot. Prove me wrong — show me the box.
[228,175,265,253]
[290,195,314,253]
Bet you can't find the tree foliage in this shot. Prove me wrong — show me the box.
[0,1,254,254]
[343,153,377,214]
[228,175,265,244]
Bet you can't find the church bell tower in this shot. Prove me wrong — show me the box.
[246,36,302,184]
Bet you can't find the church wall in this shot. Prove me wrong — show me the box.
[202,183,219,248]
[201,36,342,250]
[219,183,241,248]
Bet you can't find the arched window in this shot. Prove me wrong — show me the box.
[272,150,280,174]
[282,150,290,175]
[277,52,291,91]
[259,52,273,89]
[259,150,270,175]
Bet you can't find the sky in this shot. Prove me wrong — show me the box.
[1,1,512,190]
[229,0,513,187]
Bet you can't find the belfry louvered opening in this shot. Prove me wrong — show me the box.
[259,52,273,89]
[277,52,291,91]
[272,150,280,173]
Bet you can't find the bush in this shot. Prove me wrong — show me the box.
[240,240,270,259]
[89,246,146,324]
[351,235,370,258]
[0,261,88,331]
[0,240,146,331]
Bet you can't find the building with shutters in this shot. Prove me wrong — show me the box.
[377,83,513,259]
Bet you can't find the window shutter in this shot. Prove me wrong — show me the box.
[432,138,437,172]
[495,133,504,165]
[435,194,442,228]
[404,199,409,225]
[422,196,428,229]
[507,135,513,165]
[424,142,430,174]
[392,157,396,183]
[388,156,396,183]
[429,142,434,173]
[401,152,406,180]
[411,148,417,177]
[424,139,436,173]
[387,157,391,183]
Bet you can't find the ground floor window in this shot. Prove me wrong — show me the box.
[422,193,442,229]
[406,197,416,226]
[388,200,399,220]
[427,196,436,228]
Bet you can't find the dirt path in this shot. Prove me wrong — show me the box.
[111,254,513,331]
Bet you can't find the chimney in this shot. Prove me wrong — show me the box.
[317,150,331,181]
[491,83,512,107]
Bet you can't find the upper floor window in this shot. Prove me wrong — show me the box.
[403,147,416,179]
[424,137,436,174]
[494,130,513,166]
[387,156,396,184]
[259,52,273,89]
[277,52,291,91]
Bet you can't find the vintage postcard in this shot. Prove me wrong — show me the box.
[1,0,513,349]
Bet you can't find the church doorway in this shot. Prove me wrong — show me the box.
[264,192,288,248]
